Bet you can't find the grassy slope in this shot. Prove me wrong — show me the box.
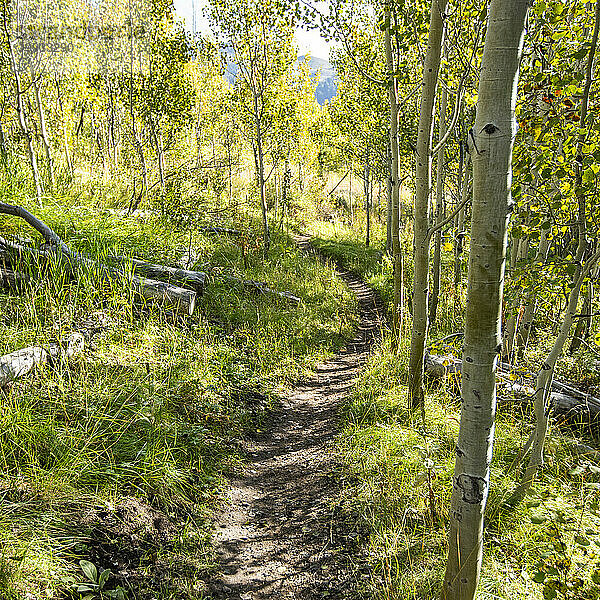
[304,209,600,600]
[0,184,356,599]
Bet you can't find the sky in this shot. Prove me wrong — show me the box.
[172,0,334,61]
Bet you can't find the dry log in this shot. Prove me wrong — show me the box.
[110,256,206,294]
[0,218,196,316]
[424,352,461,378]
[549,391,600,423]
[425,351,600,425]
[574,443,600,462]
[0,267,29,288]
[0,333,84,386]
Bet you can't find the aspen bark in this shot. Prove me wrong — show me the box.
[386,145,393,254]
[515,230,550,355]
[408,0,448,409]
[454,147,470,287]
[429,83,448,327]
[254,109,270,254]
[364,151,371,248]
[441,1,529,598]
[31,72,55,190]
[504,233,530,360]
[2,8,43,204]
[385,2,403,347]
[569,278,594,354]
[55,75,73,178]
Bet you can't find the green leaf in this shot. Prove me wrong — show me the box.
[533,571,546,583]
[80,559,98,583]
[574,535,591,546]
[99,568,111,588]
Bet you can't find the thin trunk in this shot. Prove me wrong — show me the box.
[149,116,165,192]
[441,1,529,598]
[55,75,73,178]
[254,111,269,254]
[385,4,403,347]
[31,72,55,190]
[386,145,393,254]
[454,144,469,287]
[515,230,550,355]
[513,251,600,501]
[364,154,370,248]
[504,232,530,360]
[408,0,448,410]
[0,121,7,158]
[349,164,354,222]
[3,9,42,204]
[429,83,448,328]
[569,280,593,354]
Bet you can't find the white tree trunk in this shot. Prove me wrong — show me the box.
[454,148,470,287]
[441,1,529,598]
[429,83,448,327]
[385,3,403,347]
[2,9,43,204]
[408,0,448,409]
[32,72,55,190]
[514,230,550,355]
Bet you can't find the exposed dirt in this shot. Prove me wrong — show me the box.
[206,235,386,600]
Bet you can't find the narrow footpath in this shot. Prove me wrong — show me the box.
[207,235,386,600]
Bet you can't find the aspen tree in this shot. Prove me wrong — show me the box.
[408,0,447,410]
[384,0,403,347]
[441,0,529,598]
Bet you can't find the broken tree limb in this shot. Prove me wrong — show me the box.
[425,351,600,425]
[0,203,70,254]
[0,206,197,315]
[109,255,206,294]
[0,267,29,289]
[0,333,84,386]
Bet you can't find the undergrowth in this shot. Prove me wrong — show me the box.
[306,205,600,600]
[0,174,356,599]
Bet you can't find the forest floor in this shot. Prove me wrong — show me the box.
[205,234,387,600]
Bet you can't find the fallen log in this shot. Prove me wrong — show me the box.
[425,351,600,424]
[109,255,206,294]
[0,333,84,386]
[574,443,600,462]
[424,352,461,378]
[0,267,29,289]
[0,207,196,315]
[549,391,600,423]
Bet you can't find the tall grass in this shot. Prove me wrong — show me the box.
[0,173,356,598]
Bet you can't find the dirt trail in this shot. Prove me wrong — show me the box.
[206,235,386,600]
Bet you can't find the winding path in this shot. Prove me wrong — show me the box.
[207,235,386,600]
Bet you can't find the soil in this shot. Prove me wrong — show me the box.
[205,235,386,600]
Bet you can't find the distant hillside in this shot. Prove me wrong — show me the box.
[221,50,338,105]
[298,55,338,104]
